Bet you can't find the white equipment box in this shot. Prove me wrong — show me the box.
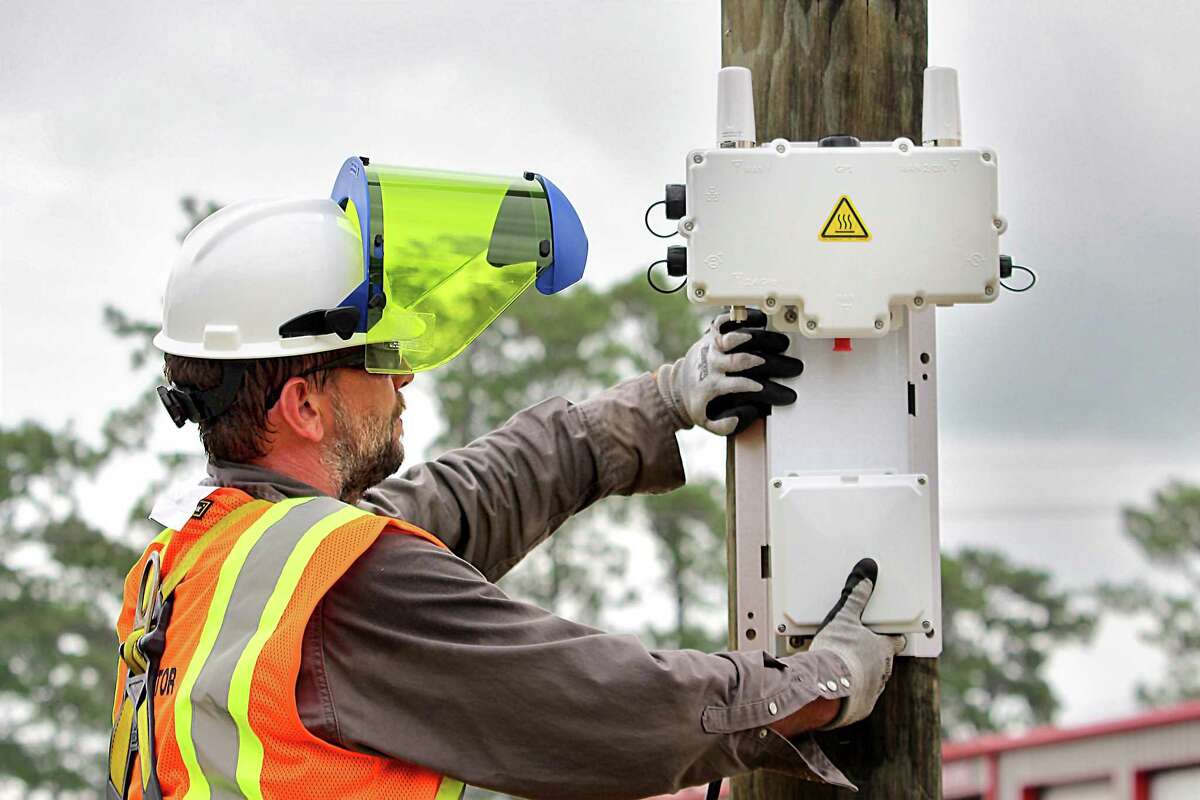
[685,65,1008,659]
[769,473,934,635]
[680,139,1003,338]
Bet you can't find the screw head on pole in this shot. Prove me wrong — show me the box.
[806,320,817,331]
[693,287,706,299]
[692,153,704,164]
[777,624,787,634]
[875,319,885,330]
[784,308,798,324]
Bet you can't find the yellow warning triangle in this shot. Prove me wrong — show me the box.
[819,195,870,241]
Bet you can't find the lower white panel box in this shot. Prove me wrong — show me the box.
[768,472,934,635]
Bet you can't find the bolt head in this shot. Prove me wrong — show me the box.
[777,624,787,634]
[682,220,694,231]
[982,152,992,162]
[692,153,704,164]
[913,296,924,307]
[772,480,782,489]
[875,319,885,330]
[985,285,995,296]
[784,309,798,324]
[806,320,817,331]
[918,477,927,485]
[765,297,776,307]
[775,143,786,153]
[922,619,933,630]
[694,287,705,298]
[993,218,1003,230]
[899,143,909,152]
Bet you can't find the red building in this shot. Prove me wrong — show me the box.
[943,701,1200,799]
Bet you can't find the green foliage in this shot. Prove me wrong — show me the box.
[0,196,219,796]
[1101,482,1200,705]
[940,548,1096,738]
[0,423,140,794]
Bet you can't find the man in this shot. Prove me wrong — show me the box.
[109,166,901,800]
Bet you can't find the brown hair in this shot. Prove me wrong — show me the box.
[163,350,350,463]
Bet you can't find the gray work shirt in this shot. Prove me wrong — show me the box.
[202,372,856,798]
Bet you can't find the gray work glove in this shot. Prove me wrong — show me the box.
[810,558,906,729]
[656,308,804,435]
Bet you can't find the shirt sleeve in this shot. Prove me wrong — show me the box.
[308,534,857,800]
[357,372,686,581]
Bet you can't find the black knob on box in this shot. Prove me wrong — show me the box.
[667,245,687,277]
[665,184,686,220]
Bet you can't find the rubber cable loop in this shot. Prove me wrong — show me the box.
[646,259,686,294]
[1001,264,1037,293]
[644,200,677,239]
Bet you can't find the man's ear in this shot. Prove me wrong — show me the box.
[271,377,328,444]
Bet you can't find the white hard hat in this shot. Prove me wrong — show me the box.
[154,197,366,360]
[153,156,589,428]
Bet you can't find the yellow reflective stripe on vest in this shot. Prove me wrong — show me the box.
[159,499,271,601]
[175,497,315,799]
[434,777,466,800]
[229,503,370,798]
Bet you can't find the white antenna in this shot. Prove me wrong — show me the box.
[717,67,756,148]
[922,66,962,146]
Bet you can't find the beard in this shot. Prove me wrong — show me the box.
[323,390,405,503]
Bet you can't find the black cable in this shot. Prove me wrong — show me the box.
[706,779,722,800]
[1001,263,1037,293]
[644,200,677,239]
[646,259,686,294]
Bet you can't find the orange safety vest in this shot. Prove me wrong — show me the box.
[108,487,465,800]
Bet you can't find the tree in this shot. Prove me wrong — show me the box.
[0,197,217,797]
[0,414,141,796]
[1103,482,1200,706]
[939,548,1097,739]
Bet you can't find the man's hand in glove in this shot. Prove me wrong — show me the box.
[808,558,906,729]
[656,308,804,436]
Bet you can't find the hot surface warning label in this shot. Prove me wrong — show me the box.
[819,196,870,241]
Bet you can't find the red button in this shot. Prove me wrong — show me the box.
[833,338,852,352]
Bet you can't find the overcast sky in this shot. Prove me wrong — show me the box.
[2,1,1198,729]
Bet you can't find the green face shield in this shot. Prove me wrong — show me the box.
[323,157,588,374]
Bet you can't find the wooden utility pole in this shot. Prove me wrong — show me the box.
[721,2,936,798]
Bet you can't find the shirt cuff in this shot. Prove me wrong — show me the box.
[703,649,857,789]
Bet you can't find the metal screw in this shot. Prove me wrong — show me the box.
[682,220,694,232]
[784,308,798,324]
[764,296,776,308]
[982,152,992,162]
[777,624,787,634]
[918,477,927,485]
[692,153,704,164]
[874,319,885,330]
[806,320,817,331]
[913,296,925,307]
[772,479,782,489]
[921,620,933,630]
[993,218,1003,230]
[693,287,706,299]
[775,143,786,153]
[985,285,995,296]
[899,142,910,153]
